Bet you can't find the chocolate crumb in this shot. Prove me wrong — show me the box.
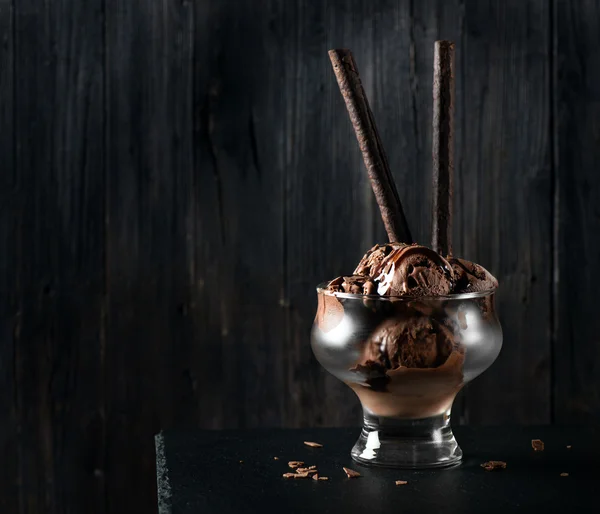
[273,457,279,460]
[531,439,544,452]
[283,472,309,479]
[312,474,319,481]
[288,461,304,469]
[566,445,572,449]
[560,472,569,477]
[343,467,361,478]
[481,460,507,471]
[239,460,243,463]
[395,480,408,485]
[319,477,329,481]
[296,468,318,475]
[304,441,323,448]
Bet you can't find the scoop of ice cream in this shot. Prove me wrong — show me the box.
[449,257,498,293]
[327,243,496,299]
[353,243,393,276]
[327,275,377,295]
[364,315,455,369]
[354,243,454,296]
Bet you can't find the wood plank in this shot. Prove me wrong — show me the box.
[13,0,106,512]
[0,1,19,512]
[554,0,600,422]
[186,0,232,429]
[279,0,371,427]
[455,0,552,424]
[191,0,289,429]
[104,1,194,513]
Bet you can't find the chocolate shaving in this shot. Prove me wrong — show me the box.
[560,472,569,477]
[308,465,317,470]
[531,439,544,452]
[304,441,323,448]
[395,480,408,485]
[312,474,319,481]
[343,467,361,478]
[566,445,572,449]
[296,468,317,475]
[273,457,279,460]
[481,460,507,471]
[328,49,412,244]
[431,40,455,256]
[283,472,309,479]
[288,461,304,469]
[319,477,329,481]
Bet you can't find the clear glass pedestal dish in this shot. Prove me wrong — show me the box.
[311,285,502,469]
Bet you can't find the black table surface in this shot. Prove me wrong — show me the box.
[155,425,600,514]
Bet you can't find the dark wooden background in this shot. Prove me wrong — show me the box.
[1,0,599,512]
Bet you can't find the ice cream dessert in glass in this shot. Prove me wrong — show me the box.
[312,43,502,468]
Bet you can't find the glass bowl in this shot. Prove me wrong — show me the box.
[311,284,502,468]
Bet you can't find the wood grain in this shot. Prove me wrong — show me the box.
[278,0,366,428]
[554,0,600,422]
[453,0,552,424]
[0,1,18,512]
[205,0,288,429]
[104,1,194,513]
[13,0,106,512]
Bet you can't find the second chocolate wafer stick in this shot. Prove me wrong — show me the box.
[431,40,455,257]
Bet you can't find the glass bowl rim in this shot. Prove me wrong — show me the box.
[316,281,497,301]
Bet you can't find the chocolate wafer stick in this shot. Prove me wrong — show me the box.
[431,40,455,257]
[329,49,413,244]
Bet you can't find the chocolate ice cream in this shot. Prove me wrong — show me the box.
[357,243,454,296]
[328,243,495,297]
[449,257,498,293]
[347,306,465,419]
[366,315,455,369]
[327,275,377,295]
[348,352,464,419]
[319,242,497,420]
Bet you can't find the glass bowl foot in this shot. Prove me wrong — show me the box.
[351,411,462,469]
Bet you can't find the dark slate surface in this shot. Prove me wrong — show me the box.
[156,426,599,514]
